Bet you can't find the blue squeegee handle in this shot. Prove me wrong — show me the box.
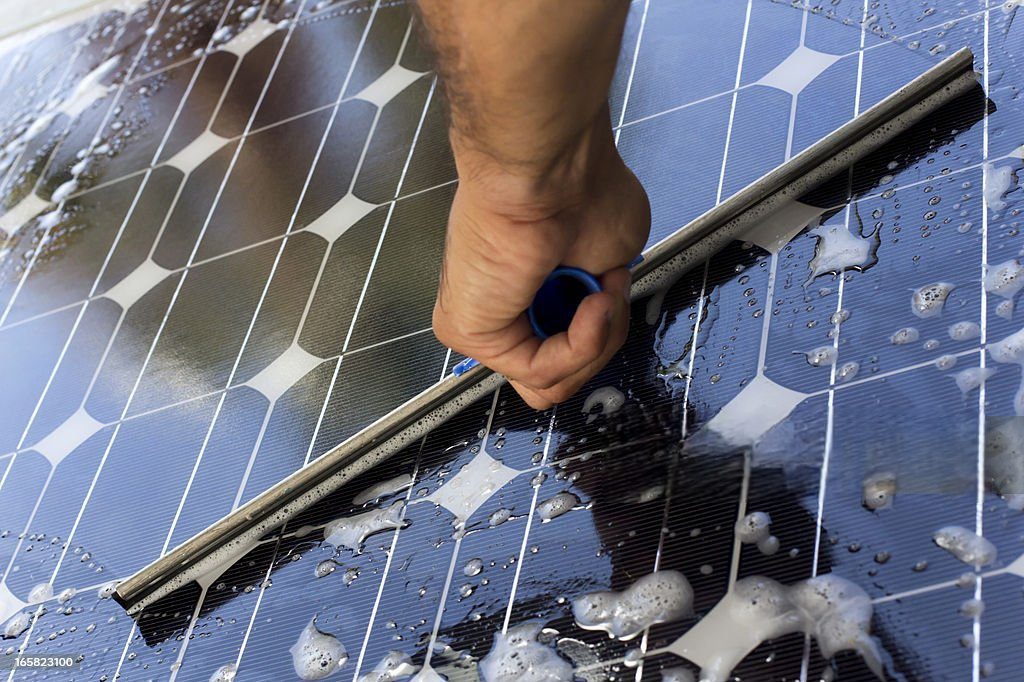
[452,255,643,377]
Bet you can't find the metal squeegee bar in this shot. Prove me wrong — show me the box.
[115,47,977,614]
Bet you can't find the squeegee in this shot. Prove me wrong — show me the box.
[115,47,979,614]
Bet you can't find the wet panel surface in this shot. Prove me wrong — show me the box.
[1,1,1024,681]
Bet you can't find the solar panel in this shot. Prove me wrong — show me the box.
[0,0,1021,680]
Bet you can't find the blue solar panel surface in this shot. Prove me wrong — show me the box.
[0,0,1022,680]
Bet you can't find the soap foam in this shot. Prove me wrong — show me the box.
[985,259,1024,299]
[952,367,997,396]
[985,417,1024,509]
[959,598,985,618]
[948,321,981,341]
[209,663,237,681]
[408,665,447,681]
[986,327,1024,415]
[623,483,666,504]
[911,282,955,318]
[933,526,997,567]
[734,512,772,543]
[669,574,885,682]
[581,386,626,423]
[572,570,694,641]
[862,472,897,510]
[353,473,413,505]
[97,581,119,599]
[735,512,779,556]
[2,611,31,639]
[806,223,879,282]
[756,535,780,555]
[659,667,696,682]
[290,618,348,680]
[51,178,78,203]
[356,650,418,682]
[27,583,52,603]
[324,501,406,552]
[988,326,1024,364]
[984,163,1017,213]
[479,621,574,682]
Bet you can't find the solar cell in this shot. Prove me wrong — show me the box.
[0,1,1021,680]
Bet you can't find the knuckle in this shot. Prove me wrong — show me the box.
[431,319,454,347]
[525,371,559,391]
[546,387,575,405]
[579,334,605,360]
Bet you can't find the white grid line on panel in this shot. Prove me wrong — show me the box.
[811,0,870,580]
[348,356,454,679]
[615,4,990,135]
[0,5,171,326]
[414,387,504,674]
[294,74,439,488]
[0,2,243,546]
[0,0,261,608]
[0,0,195,585]
[3,6,1012,334]
[500,407,558,636]
[613,0,649,147]
[2,0,184,671]
[972,8,991,682]
[721,0,759,595]
[0,15,102,202]
[228,55,443,682]
[126,50,202,87]
[109,0,320,674]
[727,0,815,595]
[0,175,460,337]
[630,440,686,680]
[158,4,395,678]
[635,0,753,676]
[30,2,310,672]
[226,532,285,675]
[60,164,151,203]
[805,346,985,397]
[874,559,1016,605]
[872,579,962,605]
[726,454,752,590]
[229,4,405,514]
[802,0,870,678]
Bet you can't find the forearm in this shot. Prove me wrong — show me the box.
[422,0,648,410]
[415,0,630,210]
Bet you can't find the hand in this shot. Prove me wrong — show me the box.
[433,111,650,409]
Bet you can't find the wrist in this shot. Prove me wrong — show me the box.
[451,110,618,222]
